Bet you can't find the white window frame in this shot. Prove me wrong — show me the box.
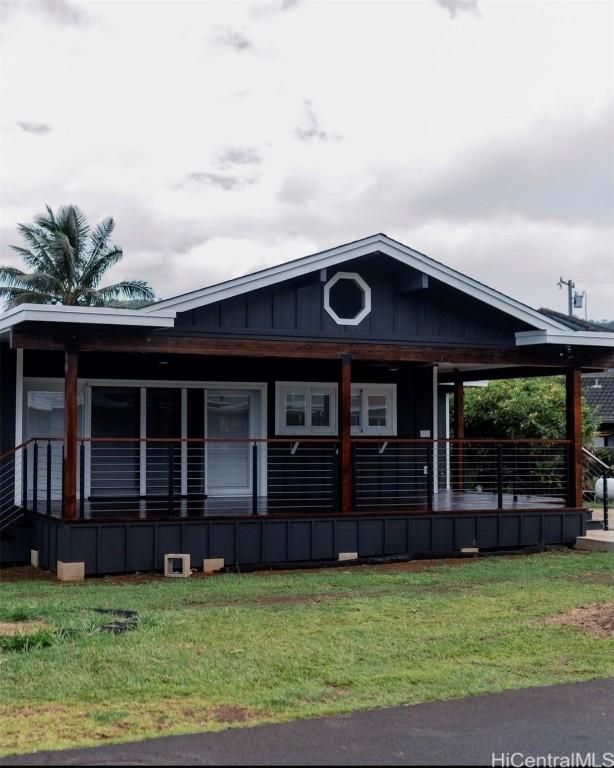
[323,271,372,326]
[350,383,397,436]
[275,382,337,436]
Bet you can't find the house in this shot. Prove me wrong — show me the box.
[583,371,614,452]
[1,233,613,575]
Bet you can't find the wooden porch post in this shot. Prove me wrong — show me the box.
[453,373,464,491]
[565,368,583,508]
[63,348,78,520]
[340,354,352,514]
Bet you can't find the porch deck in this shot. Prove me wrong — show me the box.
[35,489,568,522]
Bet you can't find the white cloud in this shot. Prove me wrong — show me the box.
[1,0,612,317]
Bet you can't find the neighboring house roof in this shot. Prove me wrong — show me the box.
[538,308,612,332]
[583,372,614,423]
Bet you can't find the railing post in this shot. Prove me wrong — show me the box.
[565,443,573,504]
[22,444,28,512]
[339,354,352,514]
[252,442,258,515]
[496,443,503,510]
[79,441,85,519]
[32,441,38,514]
[604,470,609,532]
[512,445,518,502]
[350,443,357,513]
[62,348,78,520]
[168,443,175,513]
[61,455,65,517]
[46,441,52,515]
[426,442,433,511]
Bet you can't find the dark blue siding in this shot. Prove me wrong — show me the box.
[33,510,587,576]
[173,253,532,346]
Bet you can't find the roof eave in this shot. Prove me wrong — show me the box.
[515,330,614,348]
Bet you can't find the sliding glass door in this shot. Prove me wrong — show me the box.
[90,387,140,497]
[86,384,262,499]
[146,388,181,496]
[206,390,255,495]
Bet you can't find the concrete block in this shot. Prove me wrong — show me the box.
[460,547,479,554]
[57,561,85,582]
[337,552,358,562]
[30,549,39,568]
[575,531,614,553]
[164,554,191,578]
[203,557,224,574]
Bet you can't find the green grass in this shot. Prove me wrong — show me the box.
[1,551,613,755]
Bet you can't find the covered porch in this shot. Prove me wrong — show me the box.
[8,324,594,523]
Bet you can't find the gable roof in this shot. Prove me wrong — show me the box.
[142,233,570,333]
[583,372,614,422]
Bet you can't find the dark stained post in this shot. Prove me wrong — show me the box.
[453,372,465,492]
[63,348,78,520]
[340,354,352,514]
[565,368,583,508]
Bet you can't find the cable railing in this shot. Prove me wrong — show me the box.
[352,439,571,512]
[9,436,578,521]
[582,446,611,531]
[80,437,340,518]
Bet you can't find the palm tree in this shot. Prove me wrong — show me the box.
[0,205,154,308]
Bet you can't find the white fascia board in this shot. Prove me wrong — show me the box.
[0,304,176,334]
[143,234,569,333]
[515,330,614,347]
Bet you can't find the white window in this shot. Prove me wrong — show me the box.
[350,384,396,436]
[276,383,337,435]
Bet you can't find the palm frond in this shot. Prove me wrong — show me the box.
[33,205,57,232]
[10,240,57,276]
[79,247,123,290]
[0,287,58,307]
[0,266,29,288]
[87,217,115,261]
[88,279,155,304]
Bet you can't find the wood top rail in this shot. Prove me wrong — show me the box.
[350,437,573,445]
[0,437,40,463]
[78,436,342,444]
[14,436,573,448]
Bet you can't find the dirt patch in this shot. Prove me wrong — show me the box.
[545,603,614,638]
[0,620,50,637]
[0,567,56,583]
[564,572,614,587]
[212,705,263,723]
[186,589,394,609]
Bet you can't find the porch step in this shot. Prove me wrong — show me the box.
[575,530,614,553]
[585,518,605,531]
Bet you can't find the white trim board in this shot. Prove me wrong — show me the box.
[0,304,176,334]
[143,233,570,333]
[515,329,614,348]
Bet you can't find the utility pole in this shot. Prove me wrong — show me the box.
[558,277,575,318]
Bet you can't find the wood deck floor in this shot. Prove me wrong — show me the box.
[35,490,569,522]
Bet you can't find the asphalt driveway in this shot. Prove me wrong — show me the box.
[3,678,613,766]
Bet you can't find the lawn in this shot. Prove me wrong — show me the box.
[1,551,613,756]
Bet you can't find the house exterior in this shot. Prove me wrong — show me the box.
[584,371,614,452]
[1,233,613,575]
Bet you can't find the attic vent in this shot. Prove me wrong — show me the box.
[323,272,372,326]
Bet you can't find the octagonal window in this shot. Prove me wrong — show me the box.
[323,271,372,326]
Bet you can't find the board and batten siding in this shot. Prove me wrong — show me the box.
[172,254,532,346]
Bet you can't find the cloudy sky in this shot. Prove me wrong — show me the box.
[1,0,613,318]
